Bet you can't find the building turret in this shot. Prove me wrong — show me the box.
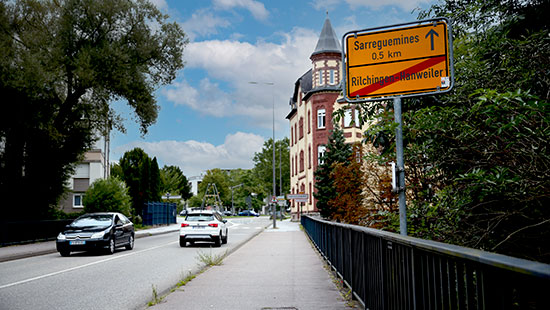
[310,16,342,90]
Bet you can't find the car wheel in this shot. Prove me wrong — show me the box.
[179,237,186,247]
[106,238,115,255]
[222,230,228,244]
[60,250,70,257]
[214,235,221,247]
[125,234,134,250]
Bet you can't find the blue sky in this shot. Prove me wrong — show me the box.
[110,0,436,177]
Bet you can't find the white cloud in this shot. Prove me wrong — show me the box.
[114,132,265,177]
[213,0,269,21]
[162,27,318,132]
[180,9,231,41]
[149,0,169,11]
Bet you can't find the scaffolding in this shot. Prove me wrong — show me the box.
[200,183,223,211]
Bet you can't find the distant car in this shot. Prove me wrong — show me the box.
[56,212,134,257]
[223,210,234,216]
[238,210,259,217]
[179,210,228,247]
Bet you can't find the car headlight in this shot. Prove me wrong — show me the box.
[91,231,106,239]
[57,233,66,240]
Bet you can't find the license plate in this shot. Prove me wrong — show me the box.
[193,226,204,229]
[70,240,86,245]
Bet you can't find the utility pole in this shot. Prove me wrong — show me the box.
[394,97,407,235]
[249,81,276,229]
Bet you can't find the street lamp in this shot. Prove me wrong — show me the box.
[249,81,276,229]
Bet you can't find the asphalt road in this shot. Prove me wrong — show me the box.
[0,217,271,310]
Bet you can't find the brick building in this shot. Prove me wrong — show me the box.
[286,16,368,220]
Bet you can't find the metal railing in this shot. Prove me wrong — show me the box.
[301,215,550,310]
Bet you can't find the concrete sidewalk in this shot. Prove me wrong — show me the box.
[0,223,180,262]
[150,219,352,310]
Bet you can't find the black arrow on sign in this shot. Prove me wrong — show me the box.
[425,29,439,51]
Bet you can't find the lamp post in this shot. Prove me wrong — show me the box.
[249,81,276,229]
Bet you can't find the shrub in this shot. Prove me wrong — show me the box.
[83,177,132,216]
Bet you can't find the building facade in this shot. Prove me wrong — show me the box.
[287,17,368,220]
[58,137,108,214]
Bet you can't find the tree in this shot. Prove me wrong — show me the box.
[228,169,265,211]
[314,126,352,219]
[150,157,161,202]
[330,144,366,225]
[252,137,290,197]
[0,0,187,219]
[359,0,550,262]
[83,177,132,215]
[110,163,124,180]
[119,148,161,216]
[160,165,192,200]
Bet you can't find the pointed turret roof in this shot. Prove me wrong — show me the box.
[312,16,341,56]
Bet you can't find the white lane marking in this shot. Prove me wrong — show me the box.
[0,240,178,290]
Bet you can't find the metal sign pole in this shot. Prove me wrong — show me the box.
[394,97,407,236]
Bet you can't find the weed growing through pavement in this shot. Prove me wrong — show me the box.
[196,249,227,266]
[171,271,197,293]
[147,284,165,307]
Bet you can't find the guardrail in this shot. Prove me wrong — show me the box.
[301,215,550,310]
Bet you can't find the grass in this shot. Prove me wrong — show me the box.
[196,249,227,267]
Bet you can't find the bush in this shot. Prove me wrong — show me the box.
[83,177,132,216]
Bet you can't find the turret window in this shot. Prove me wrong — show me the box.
[318,145,326,164]
[329,70,335,85]
[317,109,326,129]
[319,70,324,86]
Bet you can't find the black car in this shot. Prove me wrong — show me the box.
[56,212,134,257]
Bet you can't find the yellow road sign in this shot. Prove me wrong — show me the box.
[344,19,453,101]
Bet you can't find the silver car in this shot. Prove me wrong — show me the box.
[179,210,228,247]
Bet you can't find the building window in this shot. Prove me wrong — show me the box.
[294,124,297,143]
[291,157,294,176]
[354,107,360,128]
[318,145,326,164]
[317,109,326,129]
[329,70,335,85]
[291,127,294,145]
[344,109,352,127]
[308,144,312,168]
[319,70,324,86]
[299,150,304,172]
[308,110,311,133]
[299,117,304,140]
[73,193,84,208]
[309,182,312,202]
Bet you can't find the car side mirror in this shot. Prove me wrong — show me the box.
[223,219,227,223]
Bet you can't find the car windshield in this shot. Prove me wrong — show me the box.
[186,214,214,222]
[71,215,113,228]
